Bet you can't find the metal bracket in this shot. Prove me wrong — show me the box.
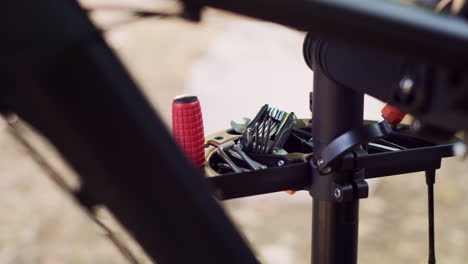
[331,169,369,202]
[310,149,369,202]
[317,120,392,173]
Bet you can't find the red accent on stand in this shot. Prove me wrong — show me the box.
[382,104,406,126]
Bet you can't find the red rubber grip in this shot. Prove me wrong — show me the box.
[382,104,406,126]
[172,96,205,168]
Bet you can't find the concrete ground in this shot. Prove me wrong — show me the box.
[1,2,468,264]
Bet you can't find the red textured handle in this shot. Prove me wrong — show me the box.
[172,96,205,168]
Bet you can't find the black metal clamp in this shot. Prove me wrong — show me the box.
[316,120,393,173]
[309,148,369,202]
[309,120,392,202]
[330,149,369,203]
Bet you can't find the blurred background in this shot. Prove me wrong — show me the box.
[1,0,468,263]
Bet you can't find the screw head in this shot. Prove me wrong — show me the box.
[277,160,285,166]
[412,119,422,131]
[400,77,414,95]
[317,159,324,165]
[453,142,467,160]
[333,188,342,199]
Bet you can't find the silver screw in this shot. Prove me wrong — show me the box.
[400,77,414,95]
[412,119,422,131]
[277,160,285,166]
[317,159,324,165]
[334,188,342,199]
[453,142,467,160]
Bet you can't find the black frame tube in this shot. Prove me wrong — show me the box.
[311,71,364,264]
[3,1,258,263]
[196,0,468,66]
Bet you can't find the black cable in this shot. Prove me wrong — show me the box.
[425,170,436,264]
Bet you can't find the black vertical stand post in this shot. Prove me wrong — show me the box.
[311,70,364,264]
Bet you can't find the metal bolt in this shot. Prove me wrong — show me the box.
[453,142,467,160]
[277,160,285,166]
[333,188,342,199]
[400,77,414,95]
[412,119,422,131]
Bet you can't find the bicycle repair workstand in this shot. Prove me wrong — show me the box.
[4,1,468,264]
[207,36,456,264]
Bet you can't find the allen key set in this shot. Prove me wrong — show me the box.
[240,104,296,155]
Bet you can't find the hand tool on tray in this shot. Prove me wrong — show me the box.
[240,104,296,155]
